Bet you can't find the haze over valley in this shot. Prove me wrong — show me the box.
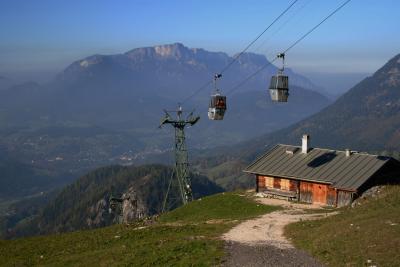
[0,43,332,179]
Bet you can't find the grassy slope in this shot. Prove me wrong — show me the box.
[0,192,279,266]
[285,185,400,267]
[199,160,253,191]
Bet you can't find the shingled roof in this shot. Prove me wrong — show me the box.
[244,144,391,191]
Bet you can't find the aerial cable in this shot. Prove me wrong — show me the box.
[180,80,213,105]
[180,0,299,105]
[219,0,299,75]
[255,0,314,54]
[283,0,351,54]
[226,0,352,96]
[226,57,278,96]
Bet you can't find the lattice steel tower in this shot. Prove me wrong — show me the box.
[159,105,200,212]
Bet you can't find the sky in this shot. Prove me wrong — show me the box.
[1,0,399,82]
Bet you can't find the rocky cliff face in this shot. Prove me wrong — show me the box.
[121,187,147,223]
[86,187,147,227]
[86,198,109,227]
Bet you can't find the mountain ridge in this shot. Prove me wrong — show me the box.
[59,43,321,94]
[0,43,331,177]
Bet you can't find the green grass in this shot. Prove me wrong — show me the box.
[0,192,278,266]
[160,192,278,223]
[285,185,400,267]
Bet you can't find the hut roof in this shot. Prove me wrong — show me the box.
[244,144,393,191]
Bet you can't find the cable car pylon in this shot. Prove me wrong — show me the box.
[159,104,200,212]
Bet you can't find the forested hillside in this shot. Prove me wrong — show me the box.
[2,164,223,238]
[0,156,66,200]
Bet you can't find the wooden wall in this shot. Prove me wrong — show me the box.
[327,187,336,206]
[313,183,328,204]
[299,182,313,203]
[257,175,298,193]
[256,175,353,207]
[337,190,353,207]
[299,182,331,205]
[256,175,265,190]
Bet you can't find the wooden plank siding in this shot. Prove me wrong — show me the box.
[298,181,334,205]
[257,175,265,190]
[327,187,337,206]
[273,178,281,189]
[313,183,328,204]
[289,180,298,192]
[280,179,290,190]
[257,176,344,206]
[257,176,297,192]
[265,176,274,188]
[337,190,353,207]
[257,175,298,200]
[299,182,313,203]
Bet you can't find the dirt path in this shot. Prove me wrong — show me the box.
[222,197,336,266]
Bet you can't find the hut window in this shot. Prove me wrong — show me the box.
[281,179,290,191]
[265,177,274,188]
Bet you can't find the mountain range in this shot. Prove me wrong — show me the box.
[0,43,330,178]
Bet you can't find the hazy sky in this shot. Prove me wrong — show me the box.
[1,0,399,81]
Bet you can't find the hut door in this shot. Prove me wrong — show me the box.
[299,182,313,203]
[313,184,327,204]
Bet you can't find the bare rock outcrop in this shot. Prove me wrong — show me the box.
[86,198,109,227]
[121,187,147,223]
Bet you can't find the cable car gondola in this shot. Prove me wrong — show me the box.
[208,74,227,120]
[269,53,289,102]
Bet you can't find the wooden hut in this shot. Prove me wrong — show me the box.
[244,135,400,207]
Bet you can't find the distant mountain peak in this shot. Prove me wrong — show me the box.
[125,43,192,60]
[154,42,186,57]
[79,55,104,68]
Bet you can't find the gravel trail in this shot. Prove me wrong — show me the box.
[221,197,336,266]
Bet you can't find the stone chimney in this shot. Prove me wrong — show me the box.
[302,134,310,154]
[345,149,351,157]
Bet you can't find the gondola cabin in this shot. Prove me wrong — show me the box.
[269,74,289,102]
[208,93,226,120]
